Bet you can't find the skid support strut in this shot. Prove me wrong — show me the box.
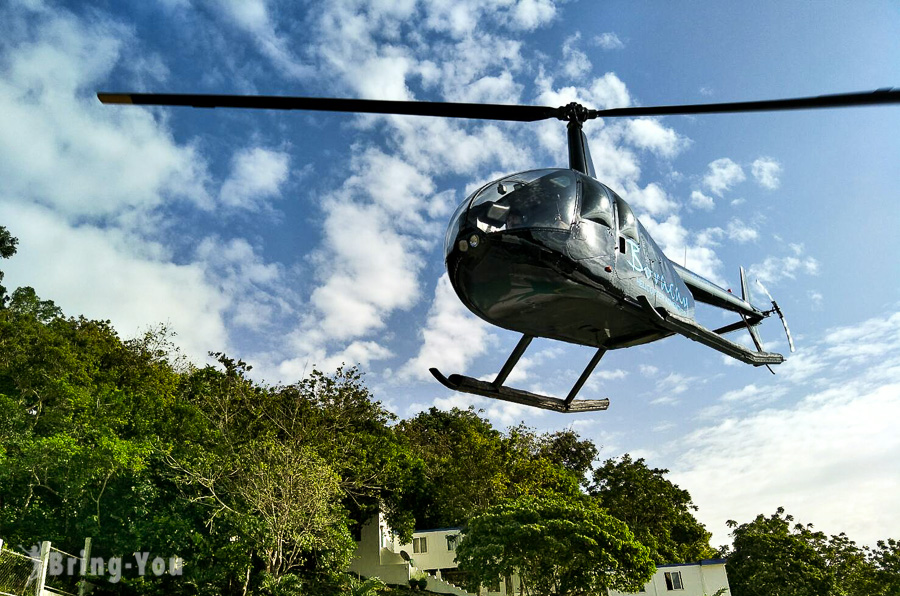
[430,334,610,413]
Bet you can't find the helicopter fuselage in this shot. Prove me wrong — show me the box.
[444,168,696,350]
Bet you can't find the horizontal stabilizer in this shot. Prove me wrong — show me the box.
[430,368,609,413]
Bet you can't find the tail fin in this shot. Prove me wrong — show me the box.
[740,267,765,353]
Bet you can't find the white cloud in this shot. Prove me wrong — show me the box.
[675,310,900,547]
[194,236,289,331]
[690,190,715,210]
[588,72,631,110]
[219,147,290,209]
[0,6,210,220]
[509,0,558,30]
[308,200,424,340]
[399,274,496,381]
[217,0,313,79]
[726,219,759,243]
[624,118,689,159]
[640,215,725,284]
[702,158,746,197]
[751,156,782,190]
[623,182,678,217]
[750,251,820,286]
[562,33,591,79]
[593,32,624,50]
[0,203,228,358]
[719,383,787,404]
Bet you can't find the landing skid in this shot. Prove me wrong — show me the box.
[430,335,610,413]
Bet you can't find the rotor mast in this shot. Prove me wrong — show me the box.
[559,102,598,177]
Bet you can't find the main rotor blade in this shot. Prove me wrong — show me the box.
[97,92,561,122]
[592,88,900,118]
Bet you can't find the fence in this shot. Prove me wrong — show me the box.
[0,539,90,596]
[42,545,83,596]
[0,539,41,596]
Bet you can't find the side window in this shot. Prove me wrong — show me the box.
[413,537,427,554]
[612,191,639,242]
[580,178,614,228]
[664,571,683,590]
[446,535,458,551]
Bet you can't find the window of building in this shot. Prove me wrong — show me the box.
[446,535,458,551]
[413,537,427,554]
[664,571,683,590]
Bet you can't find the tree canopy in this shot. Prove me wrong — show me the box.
[725,508,899,596]
[455,495,655,595]
[0,224,18,306]
[589,454,715,564]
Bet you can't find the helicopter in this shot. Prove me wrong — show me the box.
[98,88,900,412]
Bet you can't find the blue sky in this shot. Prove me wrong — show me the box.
[2,0,899,548]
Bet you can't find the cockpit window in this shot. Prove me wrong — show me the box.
[444,194,471,258]
[469,169,576,233]
[580,178,614,228]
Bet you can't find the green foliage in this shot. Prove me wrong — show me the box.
[726,509,832,596]
[0,225,17,307]
[866,539,900,595]
[263,367,422,542]
[589,454,715,564]
[346,575,386,596]
[455,495,655,596]
[397,409,589,530]
[725,508,899,596]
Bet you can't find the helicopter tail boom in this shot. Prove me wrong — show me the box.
[636,296,784,366]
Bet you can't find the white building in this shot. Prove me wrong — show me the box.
[609,560,730,596]
[349,513,731,596]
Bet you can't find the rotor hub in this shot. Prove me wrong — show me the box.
[557,102,595,124]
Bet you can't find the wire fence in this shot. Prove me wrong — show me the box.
[0,541,40,596]
[43,546,83,596]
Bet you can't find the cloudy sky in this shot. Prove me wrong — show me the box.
[2,0,899,549]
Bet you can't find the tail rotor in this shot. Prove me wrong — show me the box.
[755,279,796,353]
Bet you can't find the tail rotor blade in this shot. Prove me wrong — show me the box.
[756,279,796,353]
[779,311,796,353]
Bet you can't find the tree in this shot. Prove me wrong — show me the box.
[589,454,715,563]
[537,428,598,480]
[455,495,655,596]
[170,357,357,591]
[726,508,835,596]
[0,225,18,307]
[398,410,590,531]
[727,510,900,596]
[867,538,900,596]
[398,407,509,529]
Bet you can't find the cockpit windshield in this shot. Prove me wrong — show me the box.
[468,169,576,234]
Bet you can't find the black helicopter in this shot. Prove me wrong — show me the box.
[99,88,900,412]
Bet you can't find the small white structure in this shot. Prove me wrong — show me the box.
[348,514,471,595]
[349,514,731,596]
[610,559,731,596]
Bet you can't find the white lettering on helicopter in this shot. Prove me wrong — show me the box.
[625,239,690,312]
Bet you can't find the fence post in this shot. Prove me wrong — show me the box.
[78,538,92,596]
[36,541,50,596]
